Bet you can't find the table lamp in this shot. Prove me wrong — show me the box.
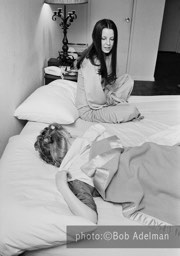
[44,0,88,66]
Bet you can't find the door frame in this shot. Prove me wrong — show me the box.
[126,0,136,73]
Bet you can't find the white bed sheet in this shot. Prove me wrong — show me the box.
[20,95,180,149]
[129,95,180,126]
[20,117,169,146]
[2,95,180,256]
[20,95,180,256]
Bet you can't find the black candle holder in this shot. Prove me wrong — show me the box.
[52,6,77,66]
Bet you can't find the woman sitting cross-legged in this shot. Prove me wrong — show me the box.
[76,18,143,123]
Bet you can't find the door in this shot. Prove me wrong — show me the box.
[159,0,180,53]
[87,0,134,74]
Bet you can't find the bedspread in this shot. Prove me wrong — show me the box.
[82,136,180,226]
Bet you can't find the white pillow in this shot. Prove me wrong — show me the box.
[0,133,95,256]
[14,80,79,124]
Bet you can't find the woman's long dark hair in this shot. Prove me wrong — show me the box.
[77,19,118,84]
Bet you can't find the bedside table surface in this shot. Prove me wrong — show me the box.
[45,58,78,84]
[44,72,77,85]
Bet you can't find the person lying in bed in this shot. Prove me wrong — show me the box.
[76,18,143,123]
[34,123,180,226]
[34,123,100,224]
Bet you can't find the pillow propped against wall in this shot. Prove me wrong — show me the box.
[14,80,79,124]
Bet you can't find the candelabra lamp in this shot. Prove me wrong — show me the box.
[44,0,88,66]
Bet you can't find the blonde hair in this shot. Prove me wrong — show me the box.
[34,123,70,167]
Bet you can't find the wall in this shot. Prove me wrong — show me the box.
[64,4,89,45]
[127,0,165,81]
[159,0,180,53]
[0,0,59,157]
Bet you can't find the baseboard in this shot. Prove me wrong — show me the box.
[132,75,155,82]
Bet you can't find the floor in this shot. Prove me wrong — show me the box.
[132,51,180,96]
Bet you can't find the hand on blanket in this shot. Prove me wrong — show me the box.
[55,171,98,224]
[55,170,72,193]
[132,113,144,121]
[105,90,128,105]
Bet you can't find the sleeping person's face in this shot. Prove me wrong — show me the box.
[50,129,74,167]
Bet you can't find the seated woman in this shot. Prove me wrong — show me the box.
[76,19,142,123]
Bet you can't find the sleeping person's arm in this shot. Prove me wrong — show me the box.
[55,171,98,224]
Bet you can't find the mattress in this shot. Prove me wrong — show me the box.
[1,95,180,256]
[20,95,180,148]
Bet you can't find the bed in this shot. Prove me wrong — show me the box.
[0,79,180,256]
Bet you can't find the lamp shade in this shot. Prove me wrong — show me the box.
[44,0,88,4]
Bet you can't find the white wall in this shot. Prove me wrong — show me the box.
[0,0,59,157]
[127,0,165,81]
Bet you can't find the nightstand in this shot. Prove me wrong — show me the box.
[44,73,77,85]
[44,58,78,85]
